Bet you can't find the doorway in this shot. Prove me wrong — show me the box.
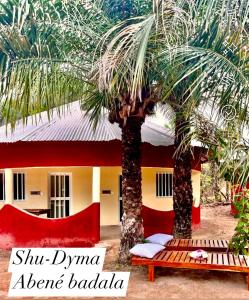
[49,173,71,218]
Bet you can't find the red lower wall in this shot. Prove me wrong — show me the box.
[0,203,201,249]
[142,205,201,237]
[0,204,100,249]
[192,205,201,229]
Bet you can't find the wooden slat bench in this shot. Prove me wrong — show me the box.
[165,239,229,252]
[131,250,249,289]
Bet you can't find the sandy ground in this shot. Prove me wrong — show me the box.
[0,206,247,300]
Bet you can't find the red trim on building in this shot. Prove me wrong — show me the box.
[192,205,201,229]
[142,206,175,237]
[0,141,202,170]
[0,203,201,249]
[0,203,100,249]
[142,205,201,237]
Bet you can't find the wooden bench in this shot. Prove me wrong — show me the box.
[166,239,229,252]
[131,250,249,289]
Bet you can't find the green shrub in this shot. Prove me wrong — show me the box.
[229,189,249,255]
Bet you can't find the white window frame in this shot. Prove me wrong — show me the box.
[156,172,173,197]
[0,172,5,201]
[13,172,26,201]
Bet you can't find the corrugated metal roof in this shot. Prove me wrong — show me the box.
[0,101,174,146]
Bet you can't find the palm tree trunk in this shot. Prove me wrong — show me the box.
[173,111,193,239]
[210,160,221,202]
[118,116,144,264]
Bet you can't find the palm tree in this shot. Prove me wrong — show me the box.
[0,0,248,262]
[0,0,158,263]
[166,8,249,237]
[92,0,249,241]
[85,2,189,261]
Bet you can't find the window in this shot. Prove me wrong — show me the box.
[156,173,173,197]
[14,173,25,200]
[0,173,5,201]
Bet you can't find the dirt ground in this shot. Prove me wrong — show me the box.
[0,206,248,300]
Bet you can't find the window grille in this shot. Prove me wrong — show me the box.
[14,173,25,200]
[156,173,173,197]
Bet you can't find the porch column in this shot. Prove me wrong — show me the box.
[92,167,101,203]
[92,167,101,243]
[4,168,14,204]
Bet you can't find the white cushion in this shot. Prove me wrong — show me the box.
[146,233,173,246]
[129,243,165,258]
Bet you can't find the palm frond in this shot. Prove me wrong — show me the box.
[0,0,113,126]
[160,16,248,121]
[94,1,188,103]
[1,58,88,127]
[80,85,113,130]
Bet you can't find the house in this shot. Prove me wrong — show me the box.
[0,101,204,248]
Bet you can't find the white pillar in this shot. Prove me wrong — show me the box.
[92,167,101,203]
[5,168,14,204]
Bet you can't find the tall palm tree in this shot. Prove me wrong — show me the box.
[93,0,249,241]
[85,2,189,261]
[0,0,158,263]
[166,9,249,237]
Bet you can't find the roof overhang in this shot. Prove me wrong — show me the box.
[0,140,203,171]
[0,101,206,170]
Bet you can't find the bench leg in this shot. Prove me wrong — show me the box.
[247,273,249,291]
[148,265,155,282]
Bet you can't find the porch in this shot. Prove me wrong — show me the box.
[0,165,201,225]
[0,165,201,249]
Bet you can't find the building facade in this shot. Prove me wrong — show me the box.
[0,102,204,247]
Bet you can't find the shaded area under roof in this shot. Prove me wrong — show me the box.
[0,101,174,147]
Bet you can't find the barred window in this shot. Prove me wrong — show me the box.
[0,173,5,201]
[156,173,173,197]
[14,173,25,200]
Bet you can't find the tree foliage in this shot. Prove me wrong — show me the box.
[0,0,247,128]
[229,189,249,255]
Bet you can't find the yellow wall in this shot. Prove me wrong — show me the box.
[100,167,201,224]
[192,170,201,207]
[100,167,121,226]
[142,168,201,210]
[0,167,92,215]
[0,166,201,225]
[142,167,174,211]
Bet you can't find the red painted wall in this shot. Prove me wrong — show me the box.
[192,205,201,229]
[0,203,201,248]
[142,206,175,237]
[0,141,203,170]
[0,204,100,249]
[142,205,201,237]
